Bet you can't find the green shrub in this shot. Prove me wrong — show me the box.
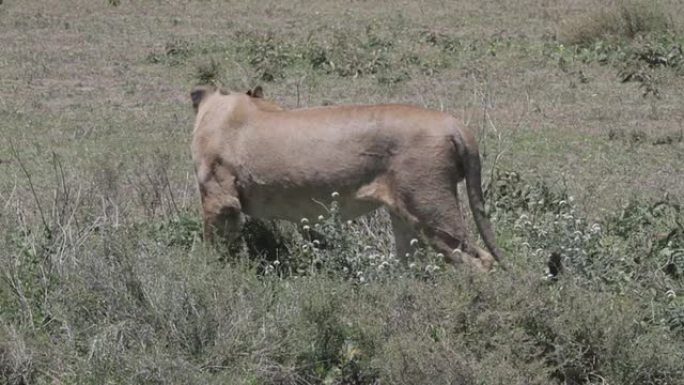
[231,24,454,84]
[195,59,222,85]
[146,39,193,66]
[547,1,682,97]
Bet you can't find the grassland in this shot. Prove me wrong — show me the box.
[1,0,683,384]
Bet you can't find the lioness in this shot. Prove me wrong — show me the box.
[191,86,505,271]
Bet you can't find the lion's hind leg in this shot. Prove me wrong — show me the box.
[387,182,492,272]
[389,214,420,262]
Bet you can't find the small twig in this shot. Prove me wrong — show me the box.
[295,75,307,108]
[182,171,192,211]
[59,184,82,240]
[51,152,69,227]
[5,269,34,328]
[1,177,18,210]
[162,168,180,217]
[10,139,50,238]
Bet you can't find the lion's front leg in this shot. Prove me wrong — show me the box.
[203,202,244,246]
[199,172,244,253]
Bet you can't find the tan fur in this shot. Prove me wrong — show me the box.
[191,87,505,271]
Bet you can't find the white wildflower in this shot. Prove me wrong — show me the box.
[331,191,340,198]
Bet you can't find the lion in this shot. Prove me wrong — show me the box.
[190,85,506,271]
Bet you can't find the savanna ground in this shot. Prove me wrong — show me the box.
[1,0,683,384]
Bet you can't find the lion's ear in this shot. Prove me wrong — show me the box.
[246,85,264,99]
[191,85,215,112]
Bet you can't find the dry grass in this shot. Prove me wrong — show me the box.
[1,0,683,384]
[559,0,677,45]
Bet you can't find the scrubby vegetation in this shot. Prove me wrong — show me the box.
[1,0,683,384]
[1,160,682,384]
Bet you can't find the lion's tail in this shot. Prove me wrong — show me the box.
[453,135,506,269]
